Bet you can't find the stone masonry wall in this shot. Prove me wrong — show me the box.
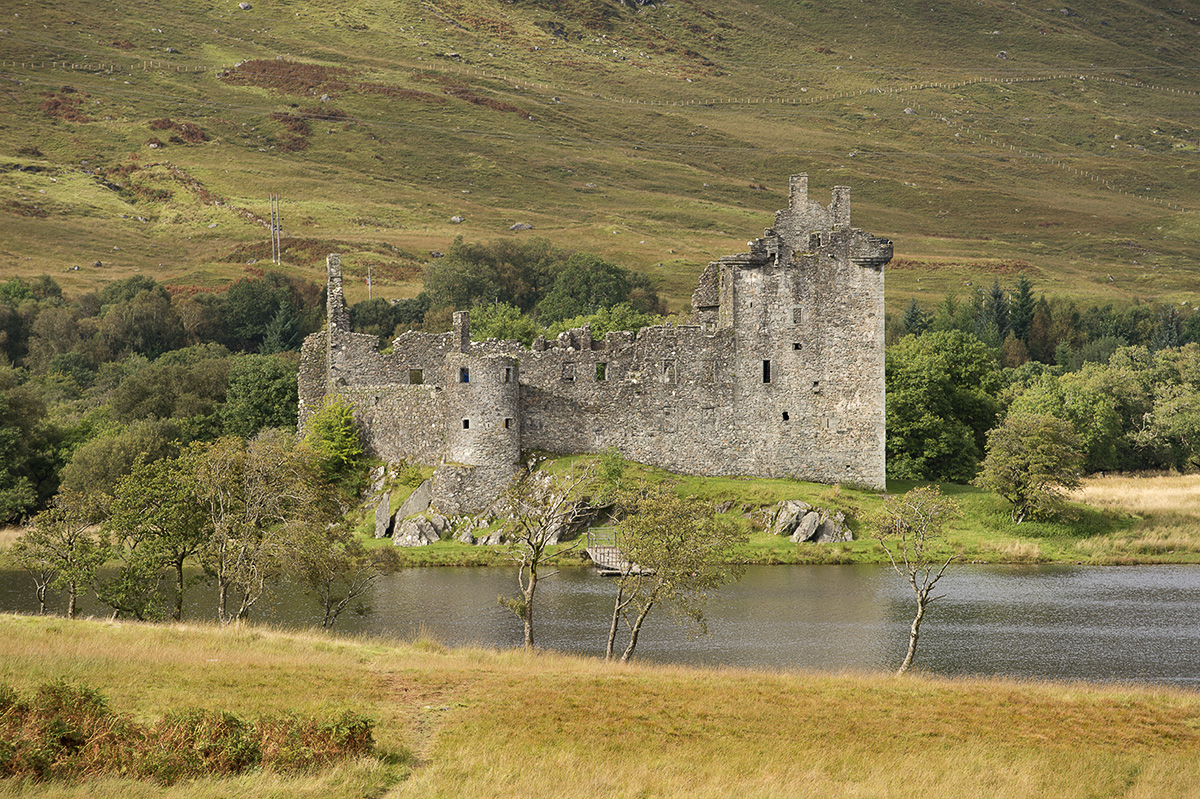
[295,175,891,501]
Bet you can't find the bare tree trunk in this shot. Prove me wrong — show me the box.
[897,595,927,675]
[522,572,536,650]
[218,579,230,624]
[620,600,656,663]
[67,579,77,619]
[172,556,186,621]
[606,584,625,660]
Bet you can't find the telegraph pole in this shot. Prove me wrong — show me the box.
[269,194,282,264]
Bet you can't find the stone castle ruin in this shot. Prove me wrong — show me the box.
[298,174,892,516]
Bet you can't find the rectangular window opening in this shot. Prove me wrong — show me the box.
[782,411,789,421]
[459,367,470,383]
[409,369,423,385]
[792,343,802,351]
[504,417,513,430]
[462,418,470,430]
[596,362,607,381]
[762,360,772,384]
[503,367,512,383]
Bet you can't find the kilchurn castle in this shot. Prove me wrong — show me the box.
[299,175,892,513]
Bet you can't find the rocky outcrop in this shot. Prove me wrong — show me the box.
[393,512,451,547]
[762,500,852,543]
[374,492,392,538]
[395,479,432,523]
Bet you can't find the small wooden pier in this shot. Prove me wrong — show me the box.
[586,529,650,576]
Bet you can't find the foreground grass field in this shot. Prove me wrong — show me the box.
[1,614,1200,798]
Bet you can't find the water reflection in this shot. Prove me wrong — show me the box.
[3,564,1200,685]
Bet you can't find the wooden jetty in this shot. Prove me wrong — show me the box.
[586,545,633,576]
[586,528,651,576]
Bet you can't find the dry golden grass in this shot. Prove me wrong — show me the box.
[0,526,22,554]
[1071,475,1200,559]
[980,538,1044,562]
[1074,474,1200,518]
[3,615,1200,797]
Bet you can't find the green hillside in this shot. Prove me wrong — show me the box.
[2,0,1198,311]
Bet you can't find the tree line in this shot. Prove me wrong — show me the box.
[350,236,668,346]
[888,275,1200,521]
[10,399,394,628]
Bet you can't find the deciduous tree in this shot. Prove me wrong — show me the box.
[106,455,208,620]
[187,432,329,623]
[605,487,745,662]
[885,330,1001,483]
[976,413,1084,523]
[17,490,108,618]
[301,395,366,495]
[499,465,593,649]
[870,485,960,675]
[284,523,399,629]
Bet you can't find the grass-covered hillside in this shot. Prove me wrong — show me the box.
[2,0,1198,311]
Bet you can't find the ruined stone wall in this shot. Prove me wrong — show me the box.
[297,175,890,500]
[512,325,742,476]
[297,328,328,430]
[337,384,446,465]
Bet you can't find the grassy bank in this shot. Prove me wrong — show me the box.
[359,467,1200,567]
[1,614,1199,798]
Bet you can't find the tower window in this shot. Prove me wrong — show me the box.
[462,418,470,429]
[409,369,424,385]
[596,362,607,381]
[762,360,771,383]
[503,367,512,383]
[459,367,470,383]
[504,417,513,430]
[782,411,790,421]
[792,343,802,351]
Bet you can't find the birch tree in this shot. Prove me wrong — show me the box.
[870,485,960,675]
[499,465,593,650]
[187,431,329,623]
[17,490,108,618]
[605,487,745,662]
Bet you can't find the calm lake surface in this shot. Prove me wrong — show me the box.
[4,564,1200,685]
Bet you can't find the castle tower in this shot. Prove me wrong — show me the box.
[443,351,521,469]
[433,311,522,513]
[692,175,890,489]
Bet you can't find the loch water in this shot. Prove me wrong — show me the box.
[4,564,1199,685]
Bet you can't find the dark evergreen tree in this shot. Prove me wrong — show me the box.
[1009,274,1035,342]
[987,279,1009,340]
[900,298,930,336]
[259,302,301,354]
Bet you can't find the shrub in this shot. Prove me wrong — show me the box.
[0,681,375,785]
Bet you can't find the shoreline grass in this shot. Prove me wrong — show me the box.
[357,471,1200,567]
[2,614,1200,797]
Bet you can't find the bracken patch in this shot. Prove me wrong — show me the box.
[0,681,375,786]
